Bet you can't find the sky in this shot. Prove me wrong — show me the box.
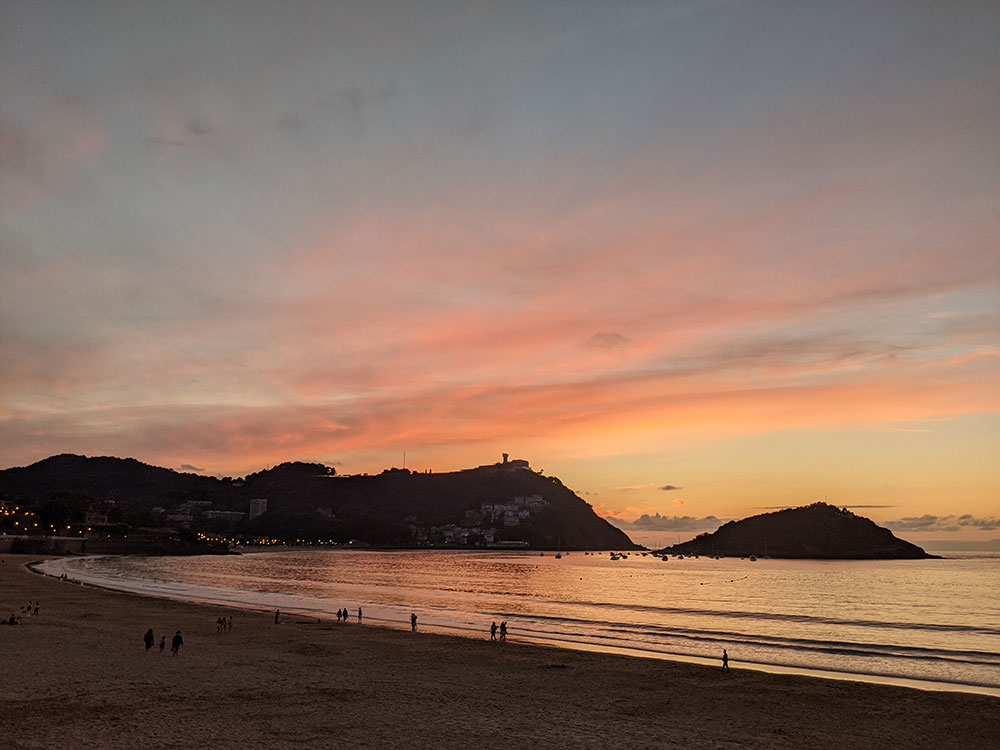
[2,1,998,544]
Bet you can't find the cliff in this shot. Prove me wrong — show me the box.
[660,503,936,559]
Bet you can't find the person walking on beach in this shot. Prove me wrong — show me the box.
[722,649,730,672]
[490,621,497,641]
[499,621,507,641]
[227,616,233,633]
[410,612,417,631]
[171,630,183,656]
[274,609,280,624]
[337,609,342,622]
[144,628,154,653]
[159,635,166,653]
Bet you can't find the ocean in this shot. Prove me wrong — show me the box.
[38,549,1000,696]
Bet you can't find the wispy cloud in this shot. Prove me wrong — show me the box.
[607,513,727,532]
[185,118,215,137]
[151,116,217,146]
[584,331,631,350]
[884,514,1000,532]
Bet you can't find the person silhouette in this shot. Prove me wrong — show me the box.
[410,613,417,631]
[499,621,507,641]
[722,649,730,672]
[490,621,497,641]
[358,607,363,623]
[143,628,154,652]
[159,635,166,653]
[171,630,183,656]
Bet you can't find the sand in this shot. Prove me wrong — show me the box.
[1,555,997,749]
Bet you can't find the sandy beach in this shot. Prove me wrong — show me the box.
[1,555,997,749]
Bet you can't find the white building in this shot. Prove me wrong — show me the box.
[249,498,268,520]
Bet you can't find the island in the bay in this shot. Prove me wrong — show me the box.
[0,454,636,552]
[658,502,937,559]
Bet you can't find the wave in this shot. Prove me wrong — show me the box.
[491,612,1000,668]
[539,598,1000,637]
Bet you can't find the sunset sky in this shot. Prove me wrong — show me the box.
[2,1,998,543]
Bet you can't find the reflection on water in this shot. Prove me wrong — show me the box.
[40,550,1000,693]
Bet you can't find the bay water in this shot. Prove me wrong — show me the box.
[38,549,1000,695]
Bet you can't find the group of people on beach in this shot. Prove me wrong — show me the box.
[5,600,40,624]
[143,627,182,655]
[268,605,517,642]
[216,615,233,632]
[335,607,361,622]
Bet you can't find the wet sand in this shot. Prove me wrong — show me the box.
[1,554,997,749]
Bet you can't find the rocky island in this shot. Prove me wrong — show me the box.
[659,502,937,559]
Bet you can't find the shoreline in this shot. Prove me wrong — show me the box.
[33,554,1000,699]
[2,554,998,750]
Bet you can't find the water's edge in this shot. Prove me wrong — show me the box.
[32,556,1000,699]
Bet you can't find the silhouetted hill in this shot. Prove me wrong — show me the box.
[0,455,635,549]
[660,503,935,559]
[0,454,227,508]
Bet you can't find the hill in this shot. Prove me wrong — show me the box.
[660,503,936,559]
[0,454,636,550]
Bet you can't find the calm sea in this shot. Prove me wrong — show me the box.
[38,550,1000,696]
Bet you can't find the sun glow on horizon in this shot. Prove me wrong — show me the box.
[1,1,997,540]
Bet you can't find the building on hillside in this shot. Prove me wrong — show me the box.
[514,494,546,510]
[85,507,108,525]
[249,498,268,520]
[204,510,246,522]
